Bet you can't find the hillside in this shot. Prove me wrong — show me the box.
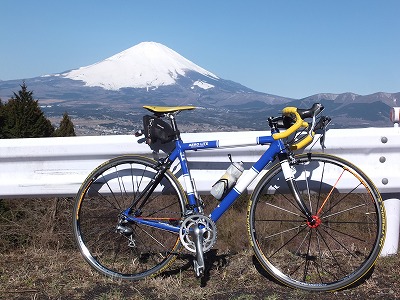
[0,42,398,134]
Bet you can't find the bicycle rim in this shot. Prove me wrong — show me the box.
[73,155,187,280]
[248,153,385,291]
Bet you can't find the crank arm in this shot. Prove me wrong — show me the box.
[191,225,205,277]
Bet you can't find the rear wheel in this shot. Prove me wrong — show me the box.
[248,153,385,291]
[73,155,187,280]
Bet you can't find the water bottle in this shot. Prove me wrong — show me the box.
[210,161,244,200]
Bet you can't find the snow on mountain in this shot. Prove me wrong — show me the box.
[58,42,219,90]
[192,80,214,90]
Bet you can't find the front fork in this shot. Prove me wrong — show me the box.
[278,153,315,224]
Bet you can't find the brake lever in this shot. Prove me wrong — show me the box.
[314,116,331,149]
[314,116,332,134]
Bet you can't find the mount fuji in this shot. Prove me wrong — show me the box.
[0,42,398,134]
[61,42,220,91]
[0,42,287,107]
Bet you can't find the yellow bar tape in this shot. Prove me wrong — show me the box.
[272,107,309,140]
[290,133,314,150]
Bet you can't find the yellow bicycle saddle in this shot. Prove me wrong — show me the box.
[143,105,196,114]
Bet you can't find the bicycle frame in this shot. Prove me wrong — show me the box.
[74,103,385,289]
[122,132,290,232]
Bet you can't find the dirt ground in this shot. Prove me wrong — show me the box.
[1,248,399,300]
[0,198,399,300]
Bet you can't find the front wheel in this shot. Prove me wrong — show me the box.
[247,153,385,292]
[73,155,187,280]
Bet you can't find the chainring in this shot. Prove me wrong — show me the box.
[179,214,217,253]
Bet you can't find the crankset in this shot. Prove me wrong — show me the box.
[179,214,217,253]
[179,214,217,277]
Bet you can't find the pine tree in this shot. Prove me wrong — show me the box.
[1,82,55,138]
[53,112,76,137]
[0,99,5,138]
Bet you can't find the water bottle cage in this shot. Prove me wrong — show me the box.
[211,178,232,201]
[210,158,244,200]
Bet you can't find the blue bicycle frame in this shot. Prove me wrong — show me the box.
[122,132,287,233]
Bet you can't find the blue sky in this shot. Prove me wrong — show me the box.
[1,0,399,99]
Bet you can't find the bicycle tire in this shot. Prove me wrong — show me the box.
[73,155,188,280]
[247,153,385,291]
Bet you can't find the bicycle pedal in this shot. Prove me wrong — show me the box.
[193,260,204,278]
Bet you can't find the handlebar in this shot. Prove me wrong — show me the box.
[272,107,309,140]
[271,103,327,150]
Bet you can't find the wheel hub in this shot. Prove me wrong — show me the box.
[307,215,322,228]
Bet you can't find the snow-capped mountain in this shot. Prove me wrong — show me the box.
[0,41,398,133]
[0,41,287,108]
[58,42,219,90]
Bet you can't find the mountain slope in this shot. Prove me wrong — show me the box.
[0,41,289,108]
[60,42,219,90]
[0,42,398,133]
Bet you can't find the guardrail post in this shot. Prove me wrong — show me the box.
[381,194,400,256]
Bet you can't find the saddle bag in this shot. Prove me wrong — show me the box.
[143,115,175,144]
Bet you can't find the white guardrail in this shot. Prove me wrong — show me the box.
[1,127,400,256]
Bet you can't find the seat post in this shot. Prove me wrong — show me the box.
[166,113,181,140]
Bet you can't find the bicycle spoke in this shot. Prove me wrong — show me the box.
[92,177,124,210]
[302,230,313,282]
[264,202,305,218]
[263,182,307,214]
[132,164,147,199]
[317,227,346,274]
[261,221,307,239]
[317,169,345,216]
[299,162,315,215]
[268,225,309,258]
[249,153,384,291]
[134,223,177,253]
[73,156,186,280]
[319,181,363,218]
[324,221,369,240]
[312,230,342,281]
[322,203,368,220]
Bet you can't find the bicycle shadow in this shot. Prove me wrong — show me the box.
[251,255,287,287]
[160,249,230,287]
[251,254,376,290]
[199,249,230,287]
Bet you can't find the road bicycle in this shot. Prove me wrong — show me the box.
[72,103,385,292]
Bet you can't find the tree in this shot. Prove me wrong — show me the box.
[0,82,77,138]
[53,112,76,137]
[1,82,54,138]
[0,99,5,138]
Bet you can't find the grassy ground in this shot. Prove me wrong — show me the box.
[1,198,399,300]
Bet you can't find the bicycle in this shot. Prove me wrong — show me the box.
[72,103,385,292]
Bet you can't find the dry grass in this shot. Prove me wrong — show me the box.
[0,198,399,300]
